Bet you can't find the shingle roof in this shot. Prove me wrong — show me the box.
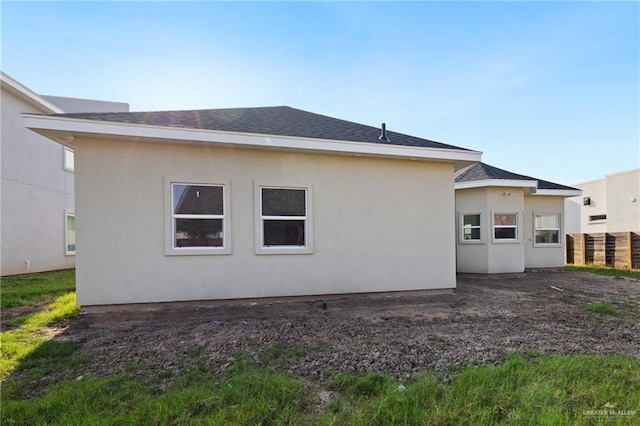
[455,162,579,191]
[55,106,468,151]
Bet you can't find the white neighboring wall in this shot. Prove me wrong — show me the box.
[565,169,640,234]
[0,72,128,276]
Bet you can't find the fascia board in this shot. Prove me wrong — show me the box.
[533,189,583,197]
[1,73,64,114]
[455,179,537,190]
[23,114,483,163]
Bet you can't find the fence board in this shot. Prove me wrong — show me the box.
[566,232,640,269]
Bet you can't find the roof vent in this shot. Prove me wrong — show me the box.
[379,122,390,142]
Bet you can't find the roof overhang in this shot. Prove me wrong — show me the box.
[455,179,537,191]
[1,72,64,114]
[533,189,582,197]
[455,179,582,197]
[23,114,482,168]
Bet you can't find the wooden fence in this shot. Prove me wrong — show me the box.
[566,232,640,269]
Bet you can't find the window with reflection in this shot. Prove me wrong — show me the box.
[172,184,224,248]
[461,214,481,241]
[260,187,307,247]
[493,213,517,240]
[534,214,560,245]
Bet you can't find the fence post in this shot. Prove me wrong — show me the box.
[628,232,633,269]
[580,233,586,266]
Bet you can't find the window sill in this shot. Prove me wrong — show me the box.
[491,239,520,244]
[255,246,313,255]
[165,247,232,256]
[459,240,484,245]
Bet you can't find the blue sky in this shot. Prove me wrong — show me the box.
[2,1,638,184]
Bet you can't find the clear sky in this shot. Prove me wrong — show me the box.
[2,1,638,185]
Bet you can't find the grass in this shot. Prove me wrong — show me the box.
[3,354,639,425]
[581,302,620,315]
[3,270,640,424]
[565,264,640,280]
[1,269,75,308]
[1,270,80,381]
[1,292,80,380]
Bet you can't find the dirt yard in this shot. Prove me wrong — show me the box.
[17,269,640,390]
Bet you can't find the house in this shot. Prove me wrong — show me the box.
[564,169,640,234]
[0,72,128,276]
[24,106,482,306]
[455,162,581,274]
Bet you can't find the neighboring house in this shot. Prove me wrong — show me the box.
[24,106,482,306]
[455,162,581,274]
[0,72,128,276]
[564,169,640,234]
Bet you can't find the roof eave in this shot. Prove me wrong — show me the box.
[23,114,483,164]
[1,72,64,114]
[533,189,583,197]
[455,179,537,191]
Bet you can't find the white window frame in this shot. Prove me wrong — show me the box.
[534,213,561,247]
[63,147,75,172]
[459,213,483,244]
[255,183,313,255]
[65,211,76,256]
[492,212,519,243]
[164,178,232,256]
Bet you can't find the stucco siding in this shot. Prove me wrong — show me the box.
[455,187,489,273]
[606,170,640,232]
[75,138,456,306]
[1,88,75,275]
[524,196,565,268]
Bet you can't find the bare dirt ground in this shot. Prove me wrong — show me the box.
[11,269,640,392]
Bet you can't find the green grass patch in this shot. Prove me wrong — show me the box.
[581,302,619,315]
[1,269,76,308]
[4,361,316,425]
[565,264,640,280]
[325,354,640,425]
[4,354,639,425]
[1,292,80,380]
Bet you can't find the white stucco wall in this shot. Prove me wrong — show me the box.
[523,195,565,268]
[1,87,75,275]
[455,187,526,274]
[75,137,458,306]
[455,187,489,273]
[606,170,640,232]
[575,179,608,233]
[43,95,129,113]
[486,187,525,273]
[565,169,639,234]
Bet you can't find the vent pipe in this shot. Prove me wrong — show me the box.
[379,122,390,142]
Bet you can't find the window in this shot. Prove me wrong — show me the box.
[493,213,517,241]
[256,185,313,254]
[534,214,560,246]
[166,181,231,255]
[461,214,481,242]
[589,214,607,222]
[65,212,76,255]
[64,147,74,172]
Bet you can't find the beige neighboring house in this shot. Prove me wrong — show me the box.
[24,106,482,306]
[565,169,640,234]
[455,163,581,274]
[0,72,128,276]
